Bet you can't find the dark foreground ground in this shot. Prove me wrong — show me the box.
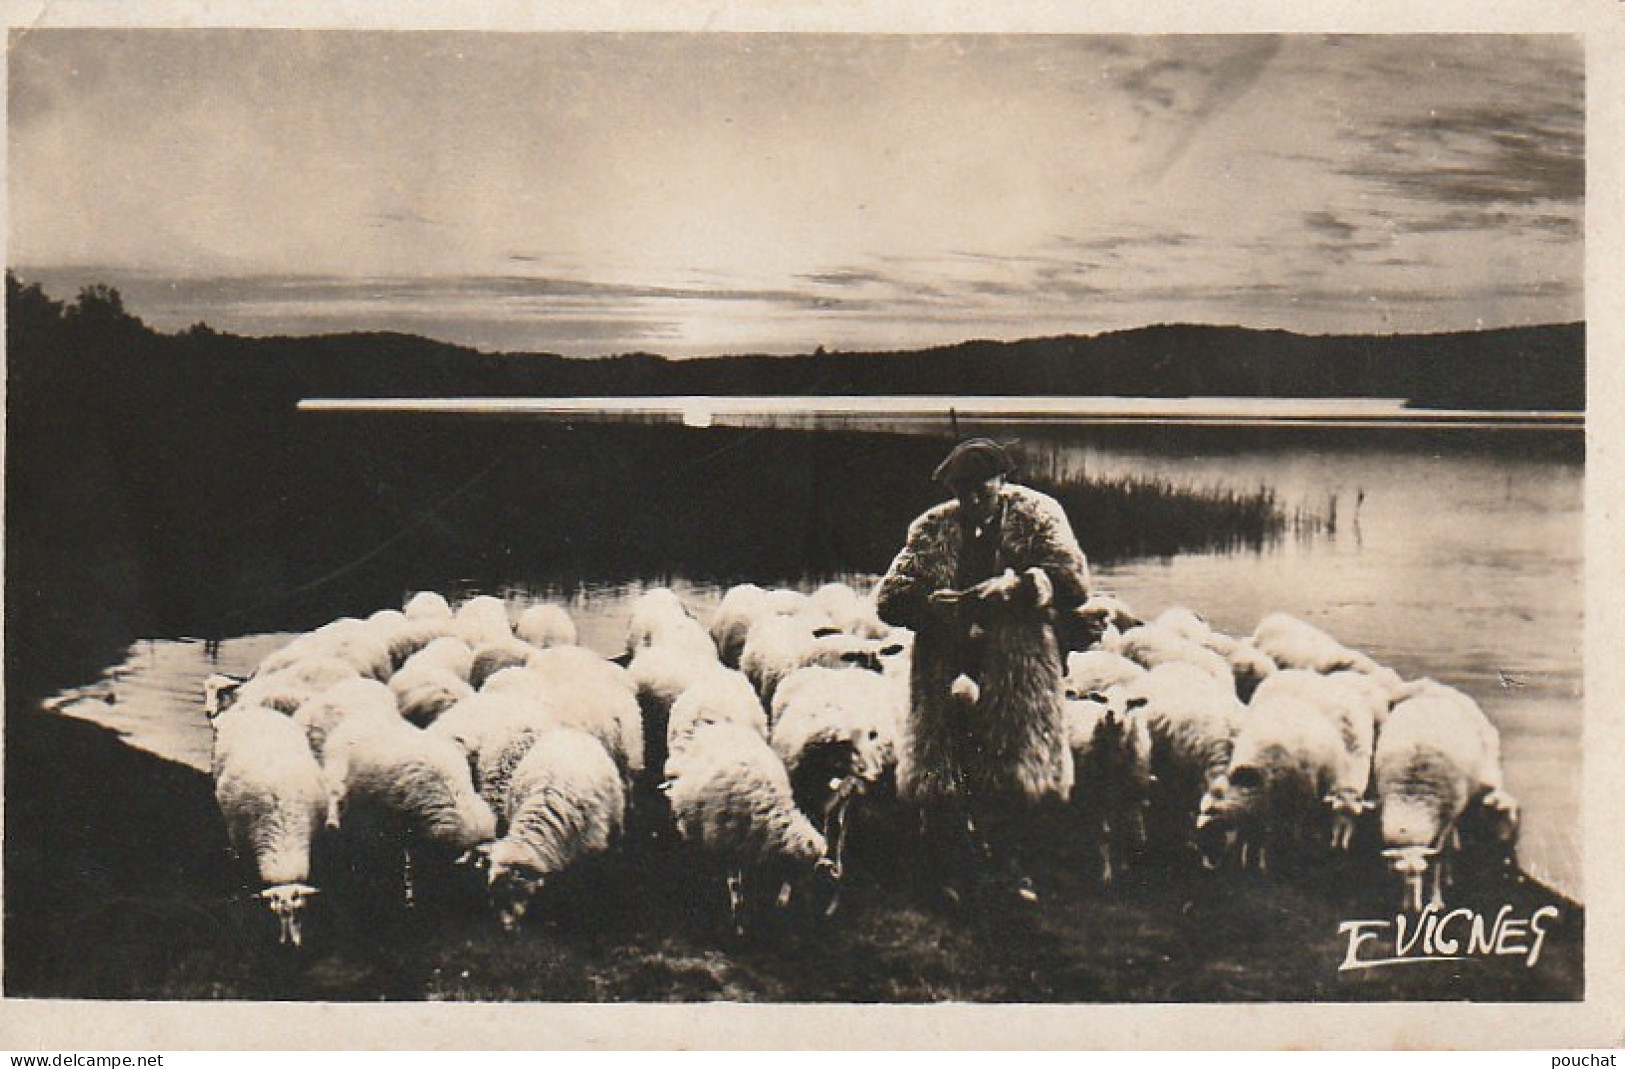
[4,703,1582,1004]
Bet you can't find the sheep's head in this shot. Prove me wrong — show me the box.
[202,673,245,719]
[842,724,894,784]
[777,809,829,870]
[1324,789,1375,851]
[1382,845,1438,913]
[1230,644,1277,704]
[1194,773,1242,869]
[259,883,319,948]
[485,840,548,933]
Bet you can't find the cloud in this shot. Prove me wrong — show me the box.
[1303,211,1358,240]
[797,269,891,288]
[1342,102,1583,210]
[1108,37,1284,180]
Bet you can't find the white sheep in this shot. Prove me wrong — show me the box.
[363,608,410,661]
[1341,655,1411,717]
[399,636,476,684]
[769,666,902,877]
[379,616,459,673]
[709,584,811,668]
[403,590,454,622]
[1064,694,1154,887]
[665,666,768,775]
[625,587,718,660]
[665,721,832,934]
[330,713,498,854]
[204,654,360,718]
[514,602,578,649]
[321,711,498,916]
[1117,662,1246,856]
[496,651,644,782]
[1106,623,1235,691]
[708,583,771,668]
[808,581,890,640]
[369,608,408,632]
[1223,641,1280,704]
[257,618,393,683]
[1076,591,1143,633]
[466,693,570,815]
[1374,688,1515,912]
[629,644,717,719]
[209,701,327,947]
[388,662,475,728]
[1153,606,1216,645]
[1195,692,1345,872]
[1061,591,1144,652]
[624,586,689,645]
[292,677,401,764]
[453,594,514,648]
[483,726,626,931]
[1251,612,1366,674]
[649,614,720,662]
[424,688,531,777]
[524,644,637,694]
[1064,649,1146,701]
[1249,669,1380,850]
[739,611,897,711]
[628,644,726,775]
[1154,607,1279,701]
[469,636,539,690]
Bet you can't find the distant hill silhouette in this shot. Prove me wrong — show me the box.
[4,274,1587,414]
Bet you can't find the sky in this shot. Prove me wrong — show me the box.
[7,31,1584,357]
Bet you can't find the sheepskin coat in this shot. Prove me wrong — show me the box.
[875,482,1090,806]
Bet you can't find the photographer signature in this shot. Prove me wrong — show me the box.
[1337,904,1560,972]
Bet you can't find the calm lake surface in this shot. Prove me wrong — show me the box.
[47,413,1584,899]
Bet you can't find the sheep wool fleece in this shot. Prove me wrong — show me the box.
[875,483,1091,806]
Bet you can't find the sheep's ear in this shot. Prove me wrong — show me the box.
[1361,798,1378,813]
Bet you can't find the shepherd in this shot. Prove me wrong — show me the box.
[875,438,1092,906]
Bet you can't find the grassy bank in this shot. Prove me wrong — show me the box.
[4,704,1582,1004]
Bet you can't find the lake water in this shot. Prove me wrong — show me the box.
[45,413,1584,900]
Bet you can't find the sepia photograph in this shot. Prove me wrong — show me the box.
[2,2,1621,1051]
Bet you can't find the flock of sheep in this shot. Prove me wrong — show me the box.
[1065,601,1519,909]
[204,581,1519,949]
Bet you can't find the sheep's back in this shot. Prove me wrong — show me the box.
[503,728,626,871]
[667,725,798,865]
[515,602,578,649]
